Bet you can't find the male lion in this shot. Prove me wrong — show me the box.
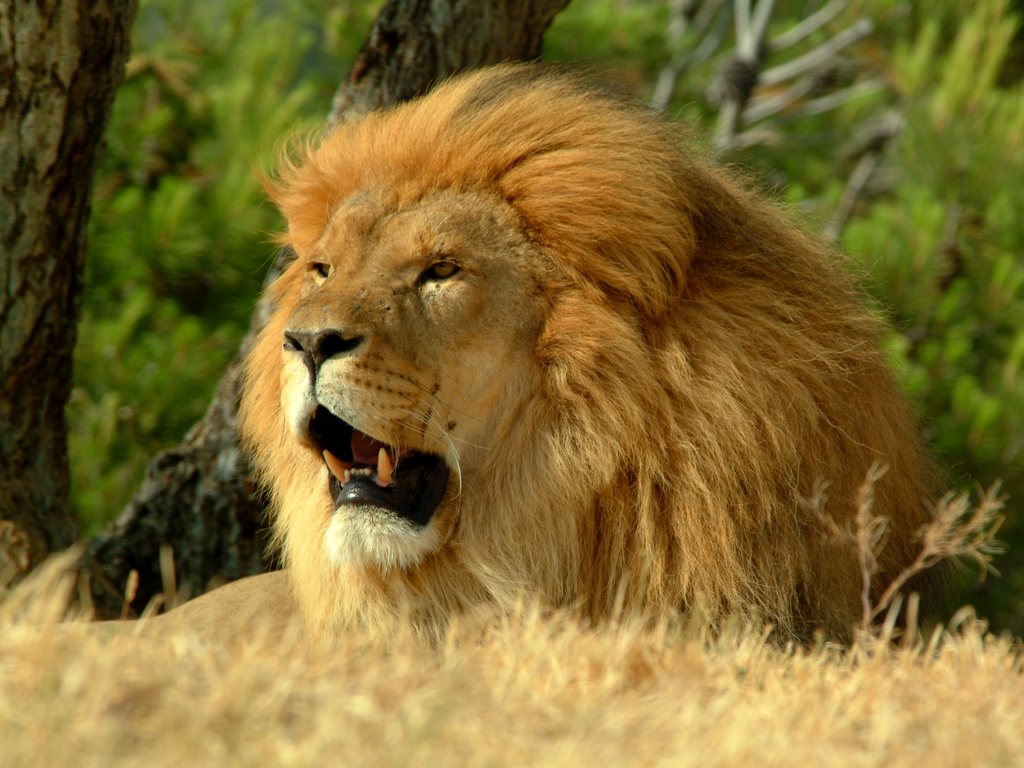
[239,64,936,642]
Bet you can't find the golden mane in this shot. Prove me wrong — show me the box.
[241,64,936,641]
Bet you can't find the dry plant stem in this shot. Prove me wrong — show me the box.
[0,521,31,585]
[812,466,1004,639]
[854,463,890,627]
[865,485,1004,631]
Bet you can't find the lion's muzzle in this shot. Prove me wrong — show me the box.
[307,405,450,529]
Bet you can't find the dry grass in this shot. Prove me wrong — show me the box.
[2,479,1018,768]
[2,557,1022,768]
[809,465,1006,638]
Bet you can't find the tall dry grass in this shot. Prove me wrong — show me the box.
[1,481,1020,768]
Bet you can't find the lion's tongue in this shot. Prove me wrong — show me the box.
[351,430,384,465]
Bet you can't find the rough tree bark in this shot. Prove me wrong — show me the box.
[328,0,571,125]
[85,0,571,617]
[0,0,136,577]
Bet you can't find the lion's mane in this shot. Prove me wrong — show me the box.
[241,65,936,641]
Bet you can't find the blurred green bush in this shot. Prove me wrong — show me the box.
[72,0,1024,632]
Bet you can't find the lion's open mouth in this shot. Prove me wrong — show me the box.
[307,405,449,527]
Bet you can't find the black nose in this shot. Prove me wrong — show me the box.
[283,329,364,375]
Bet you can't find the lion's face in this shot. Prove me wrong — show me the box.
[277,188,546,571]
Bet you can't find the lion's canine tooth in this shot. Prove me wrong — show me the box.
[323,450,352,483]
[376,447,394,487]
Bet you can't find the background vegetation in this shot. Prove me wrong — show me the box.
[71,0,1024,633]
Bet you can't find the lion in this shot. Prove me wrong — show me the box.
[238,64,937,642]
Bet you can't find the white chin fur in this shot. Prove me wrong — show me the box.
[324,505,440,571]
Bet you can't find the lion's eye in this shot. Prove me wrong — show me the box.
[421,260,460,282]
[310,262,331,279]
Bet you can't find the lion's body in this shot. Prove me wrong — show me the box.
[240,65,936,642]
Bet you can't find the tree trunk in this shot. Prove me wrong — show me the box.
[85,0,571,617]
[329,0,571,125]
[0,0,136,578]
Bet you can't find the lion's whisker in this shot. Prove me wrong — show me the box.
[403,379,487,425]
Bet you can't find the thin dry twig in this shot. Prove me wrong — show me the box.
[706,0,880,154]
[812,465,1005,640]
[852,463,892,625]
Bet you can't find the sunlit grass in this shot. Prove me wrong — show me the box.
[2,539,1022,768]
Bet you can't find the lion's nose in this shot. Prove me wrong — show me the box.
[283,329,364,375]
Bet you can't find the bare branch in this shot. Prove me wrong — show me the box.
[733,0,775,59]
[741,75,818,123]
[714,0,778,151]
[649,0,729,110]
[823,151,881,242]
[650,0,700,110]
[824,110,903,241]
[769,0,848,51]
[748,0,776,55]
[734,0,752,53]
[691,5,733,65]
[728,125,782,150]
[788,77,886,117]
[760,18,872,87]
